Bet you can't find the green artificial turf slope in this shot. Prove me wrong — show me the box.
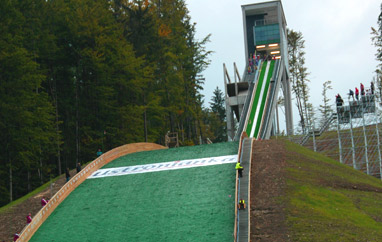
[284,140,382,241]
[30,142,238,242]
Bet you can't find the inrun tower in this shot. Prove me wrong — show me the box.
[224,0,293,140]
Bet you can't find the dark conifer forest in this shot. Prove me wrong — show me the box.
[0,0,227,206]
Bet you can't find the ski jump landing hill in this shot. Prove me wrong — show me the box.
[16,142,243,242]
[225,0,294,141]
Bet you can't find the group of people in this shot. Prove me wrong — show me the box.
[12,160,86,241]
[65,162,83,182]
[235,161,246,210]
[10,196,50,241]
[348,82,375,101]
[8,150,104,241]
[248,54,260,74]
[247,53,277,74]
[336,82,375,106]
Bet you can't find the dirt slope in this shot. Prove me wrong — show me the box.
[0,142,165,241]
[250,139,288,241]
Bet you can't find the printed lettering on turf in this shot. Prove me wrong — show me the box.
[88,155,237,179]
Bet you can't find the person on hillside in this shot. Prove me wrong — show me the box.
[41,197,48,207]
[238,199,246,210]
[65,168,70,182]
[235,161,244,177]
[97,148,103,157]
[13,233,20,242]
[26,213,32,224]
[250,58,254,73]
[371,81,375,95]
[348,89,354,100]
[360,83,365,96]
[76,162,81,173]
[355,87,359,100]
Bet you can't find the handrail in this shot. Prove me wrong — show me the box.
[234,75,254,141]
[233,132,247,241]
[299,113,336,145]
[16,143,166,242]
[235,61,264,141]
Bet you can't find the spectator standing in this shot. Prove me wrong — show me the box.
[65,168,70,182]
[336,94,344,106]
[13,233,20,242]
[360,83,365,96]
[249,57,254,73]
[41,197,48,207]
[97,148,103,157]
[238,199,246,210]
[76,162,81,173]
[355,87,359,100]
[26,213,32,224]
[348,89,354,100]
[235,162,244,177]
[371,81,375,95]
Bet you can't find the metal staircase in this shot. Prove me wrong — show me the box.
[300,113,337,145]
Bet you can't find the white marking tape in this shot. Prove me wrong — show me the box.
[87,155,237,179]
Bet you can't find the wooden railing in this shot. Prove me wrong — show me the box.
[17,143,165,242]
[233,132,247,241]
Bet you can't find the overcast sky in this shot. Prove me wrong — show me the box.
[186,0,380,130]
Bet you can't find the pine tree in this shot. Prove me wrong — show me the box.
[371,3,382,68]
[209,86,227,142]
[0,0,58,204]
[0,0,213,206]
[287,29,311,134]
[319,80,334,127]
[371,3,382,102]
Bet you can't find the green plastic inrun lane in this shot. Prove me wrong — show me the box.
[253,60,275,138]
[245,61,268,135]
[245,60,275,138]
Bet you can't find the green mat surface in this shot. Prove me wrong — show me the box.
[30,142,238,242]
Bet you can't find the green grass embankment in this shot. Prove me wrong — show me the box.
[285,140,382,241]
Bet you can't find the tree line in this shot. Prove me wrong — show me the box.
[0,0,227,207]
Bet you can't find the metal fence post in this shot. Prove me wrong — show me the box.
[349,107,357,169]
[336,112,343,164]
[312,121,317,152]
[374,100,382,180]
[361,101,370,175]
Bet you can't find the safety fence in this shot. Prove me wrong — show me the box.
[289,98,382,180]
[17,143,165,242]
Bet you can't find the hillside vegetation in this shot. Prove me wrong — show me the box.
[284,140,382,241]
[0,0,223,207]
